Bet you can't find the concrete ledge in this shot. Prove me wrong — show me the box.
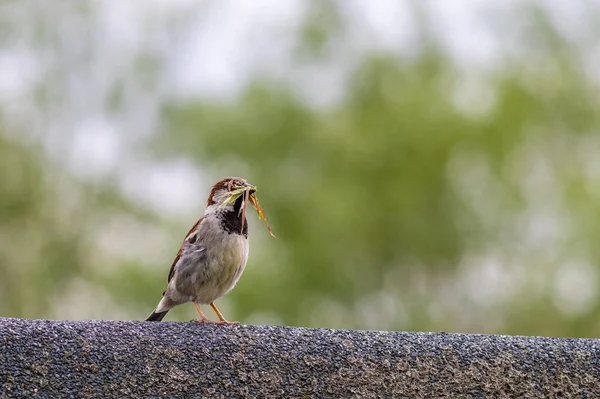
[1,318,599,398]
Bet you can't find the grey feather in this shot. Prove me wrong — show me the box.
[154,214,249,314]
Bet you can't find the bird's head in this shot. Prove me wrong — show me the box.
[206,177,256,208]
[205,176,275,237]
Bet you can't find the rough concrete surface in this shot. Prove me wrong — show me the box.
[1,318,599,398]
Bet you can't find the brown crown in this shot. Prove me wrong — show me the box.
[206,177,246,206]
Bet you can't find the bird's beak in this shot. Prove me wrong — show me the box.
[243,182,256,193]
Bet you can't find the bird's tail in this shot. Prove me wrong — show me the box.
[145,309,169,322]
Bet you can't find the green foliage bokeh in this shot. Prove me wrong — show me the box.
[1,2,600,337]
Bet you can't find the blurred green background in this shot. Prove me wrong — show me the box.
[1,1,600,337]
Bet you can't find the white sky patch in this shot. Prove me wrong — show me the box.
[427,0,506,67]
[169,0,304,99]
[553,260,598,317]
[460,253,520,308]
[0,50,38,102]
[345,0,416,52]
[70,118,121,177]
[119,159,206,218]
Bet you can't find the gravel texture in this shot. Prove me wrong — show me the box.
[1,317,600,398]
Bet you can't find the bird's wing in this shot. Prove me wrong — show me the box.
[166,217,203,284]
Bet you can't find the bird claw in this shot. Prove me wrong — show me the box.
[191,318,215,324]
[190,318,239,326]
[215,320,240,326]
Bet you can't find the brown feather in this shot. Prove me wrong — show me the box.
[206,177,235,206]
[166,217,203,285]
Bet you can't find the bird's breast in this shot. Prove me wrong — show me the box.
[191,217,249,301]
[209,235,248,279]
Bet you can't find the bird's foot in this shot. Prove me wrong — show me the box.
[190,318,239,325]
[214,320,240,326]
[191,318,217,324]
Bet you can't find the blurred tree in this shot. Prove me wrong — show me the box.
[0,129,87,318]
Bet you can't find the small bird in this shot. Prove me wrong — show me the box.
[146,177,273,324]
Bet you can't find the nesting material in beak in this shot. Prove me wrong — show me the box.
[221,185,275,237]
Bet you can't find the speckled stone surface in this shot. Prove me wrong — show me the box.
[1,318,599,398]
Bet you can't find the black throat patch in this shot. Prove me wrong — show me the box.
[217,195,248,238]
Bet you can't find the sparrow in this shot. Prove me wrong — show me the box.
[146,176,273,325]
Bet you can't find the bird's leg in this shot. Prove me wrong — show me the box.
[192,301,215,324]
[210,302,240,326]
